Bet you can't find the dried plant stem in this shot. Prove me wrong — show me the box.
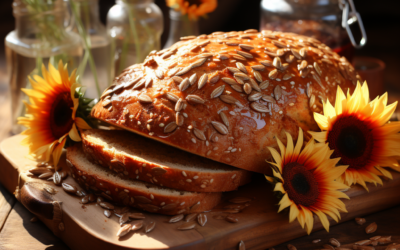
[109,37,116,86]
[122,0,141,67]
[70,1,101,97]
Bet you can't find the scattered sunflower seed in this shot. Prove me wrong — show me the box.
[365,222,377,234]
[164,122,177,133]
[211,121,229,135]
[145,221,156,233]
[225,215,239,223]
[169,214,184,223]
[62,183,77,194]
[329,238,340,247]
[177,221,196,230]
[198,74,208,89]
[99,202,115,210]
[197,214,207,226]
[138,94,152,103]
[117,224,131,237]
[250,102,270,113]
[104,210,112,218]
[194,128,206,141]
[239,240,246,250]
[185,213,198,222]
[211,85,225,98]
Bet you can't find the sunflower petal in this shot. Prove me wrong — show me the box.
[293,127,304,157]
[289,204,299,223]
[303,208,314,235]
[376,101,397,126]
[49,62,61,83]
[278,193,292,212]
[75,117,92,130]
[314,113,329,130]
[45,141,58,162]
[52,137,66,170]
[265,175,274,183]
[267,147,282,171]
[308,131,327,143]
[69,124,81,142]
[375,166,393,179]
[335,86,347,115]
[324,99,336,119]
[274,182,286,194]
[276,137,286,161]
[315,210,330,232]
[285,132,294,162]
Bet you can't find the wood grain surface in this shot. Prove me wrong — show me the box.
[1,135,400,250]
[274,205,400,250]
[0,183,15,232]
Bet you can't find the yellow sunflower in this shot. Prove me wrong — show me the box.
[266,128,349,234]
[18,61,91,169]
[309,82,400,190]
[166,0,217,20]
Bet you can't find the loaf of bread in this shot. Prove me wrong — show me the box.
[66,144,222,215]
[91,29,359,173]
[81,129,251,192]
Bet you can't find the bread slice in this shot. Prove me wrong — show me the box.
[81,129,252,192]
[66,144,221,215]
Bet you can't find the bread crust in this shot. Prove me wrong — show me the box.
[91,30,358,173]
[81,129,252,192]
[67,144,221,215]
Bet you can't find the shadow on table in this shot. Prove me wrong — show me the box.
[0,184,70,250]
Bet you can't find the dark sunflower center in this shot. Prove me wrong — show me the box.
[49,92,74,139]
[187,0,203,6]
[291,173,310,195]
[327,115,373,170]
[282,162,319,207]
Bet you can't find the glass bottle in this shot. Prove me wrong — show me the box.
[163,9,199,49]
[260,0,363,61]
[5,0,82,134]
[107,0,163,75]
[68,0,112,99]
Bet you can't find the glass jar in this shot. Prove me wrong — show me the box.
[5,0,82,134]
[260,0,360,61]
[68,0,112,99]
[107,0,163,75]
[163,9,199,49]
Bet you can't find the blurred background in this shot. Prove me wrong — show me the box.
[0,0,399,138]
[1,0,400,85]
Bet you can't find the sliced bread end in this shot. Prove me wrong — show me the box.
[82,129,252,192]
[66,144,221,215]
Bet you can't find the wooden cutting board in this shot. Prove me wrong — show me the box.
[1,135,400,250]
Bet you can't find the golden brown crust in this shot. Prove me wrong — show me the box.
[91,30,358,173]
[66,144,222,215]
[81,129,252,192]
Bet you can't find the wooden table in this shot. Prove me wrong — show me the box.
[0,59,400,250]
